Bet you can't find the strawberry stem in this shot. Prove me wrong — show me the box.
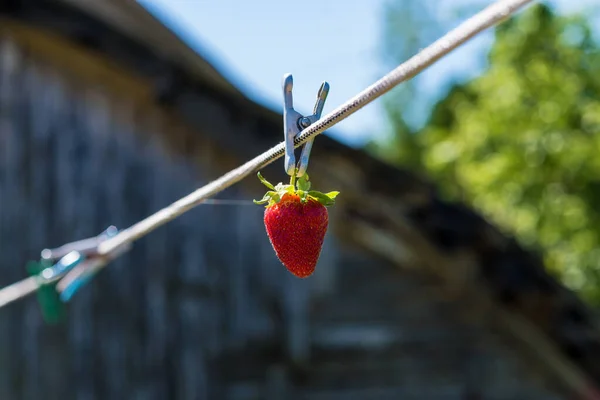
[257,172,275,190]
[289,168,297,187]
[254,170,340,208]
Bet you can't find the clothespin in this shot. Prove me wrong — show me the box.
[55,258,106,302]
[40,226,120,262]
[27,226,127,323]
[26,251,83,324]
[282,73,329,177]
[54,226,131,302]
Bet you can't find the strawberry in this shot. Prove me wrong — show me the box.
[254,171,339,278]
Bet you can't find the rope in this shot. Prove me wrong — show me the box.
[97,0,535,257]
[0,0,536,308]
[0,277,38,308]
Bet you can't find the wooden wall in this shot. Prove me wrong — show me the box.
[0,25,568,400]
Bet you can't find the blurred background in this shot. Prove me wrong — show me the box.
[1,0,600,399]
[144,0,600,302]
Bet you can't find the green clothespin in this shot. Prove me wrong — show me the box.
[26,259,66,324]
[26,250,84,324]
[26,227,122,324]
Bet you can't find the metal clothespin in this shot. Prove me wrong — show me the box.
[283,73,329,177]
[27,226,128,323]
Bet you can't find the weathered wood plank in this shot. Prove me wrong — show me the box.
[0,36,27,400]
[24,58,70,400]
[136,111,171,400]
[52,67,98,400]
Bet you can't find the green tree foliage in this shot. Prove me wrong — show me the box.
[369,0,484,165]
[375,4,600,303]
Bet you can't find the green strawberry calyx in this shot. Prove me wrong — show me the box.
[253,171,340,208]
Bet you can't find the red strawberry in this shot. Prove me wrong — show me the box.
[254,172,339,278]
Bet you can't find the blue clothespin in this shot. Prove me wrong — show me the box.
[56,258,105,302]
[282,73,329,177]
[55,226,130,302]
[39,251,84,281]
[56,254,119,302]
[28,226,125,323]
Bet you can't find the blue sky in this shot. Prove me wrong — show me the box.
[139,0,597,148]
